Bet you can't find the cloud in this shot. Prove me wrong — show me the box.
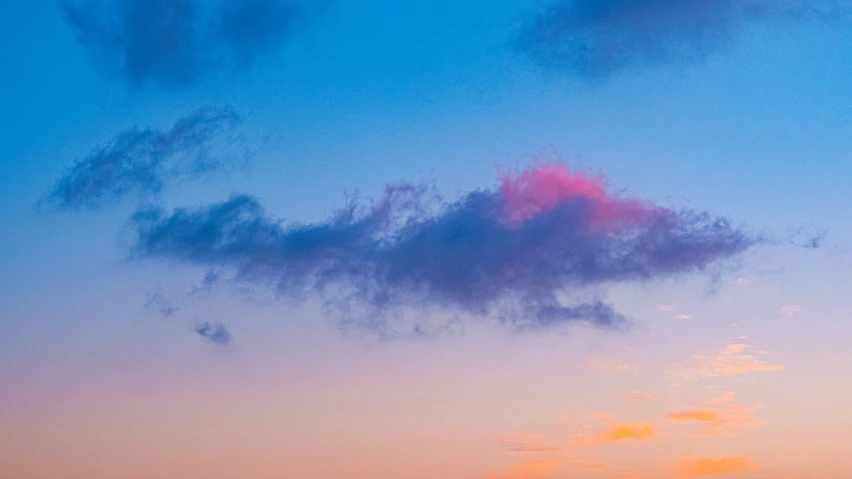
[516,0,845,81]
[61,0,315,87]
[658,304,676,312]
[193,321,232,344]
[44,107,244,211]
[679,343,782,379]
[587,356,633,374]
[591,422,656,444]
[129,163,753,336]
[622,391,654,401]
[500,435,566,454]
[678,456,757,478]
[590,412,616,422]
[670,411,718,423]
[673,392,764,437]
[218,0,302,67]
[779,304,803,317]
[143,289,181,317]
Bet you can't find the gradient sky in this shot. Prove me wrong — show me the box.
[2,1,852,478]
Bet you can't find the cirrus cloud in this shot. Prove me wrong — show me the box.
[678,343,782,379]
[44,106,246,211]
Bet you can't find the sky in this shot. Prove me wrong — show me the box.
[2,0,852,478]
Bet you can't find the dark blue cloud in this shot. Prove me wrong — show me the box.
[218,0,299,67]
[44,106,245,211]
[144,289,181,318]
[128,166,754,336]
[517,0,845,81]
[193,321,232,344]
[61,0,314,87]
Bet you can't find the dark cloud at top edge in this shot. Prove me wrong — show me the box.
[61,0,322,87]
[515,0,849,81]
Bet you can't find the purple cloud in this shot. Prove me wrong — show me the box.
[194,321,232,344]
[129,164,753,336]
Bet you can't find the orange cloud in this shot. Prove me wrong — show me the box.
[678,343,782,379]
[622,391,654,401]
[669,392,763,437]
[679,456,758,477]
[593,422,656,444]
[670,411,717,422]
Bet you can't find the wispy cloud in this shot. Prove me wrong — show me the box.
[591,422,656,444]
[670,411,718,423]
[779,305,803,317]
[500,435,567,454]
[589,412,616,422]
[587,356,633,374]
[622,390,654,401]
[678,455,757,478]
[44,107,245,211]
[678,343,782,379]
[672,392,764,437]
[129,163,753,336]
[516,0,846,81]
[61,0,321,87]
[143,289,181,317]
[193,321,232,344]
[657,303,691,319]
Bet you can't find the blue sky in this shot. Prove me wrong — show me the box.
[2,1,852,478]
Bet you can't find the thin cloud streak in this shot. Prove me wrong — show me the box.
[678,343,782,379]
[44,106,245,211]
[577,422,656,445]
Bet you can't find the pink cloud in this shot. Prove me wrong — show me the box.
[499,163,660,231]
